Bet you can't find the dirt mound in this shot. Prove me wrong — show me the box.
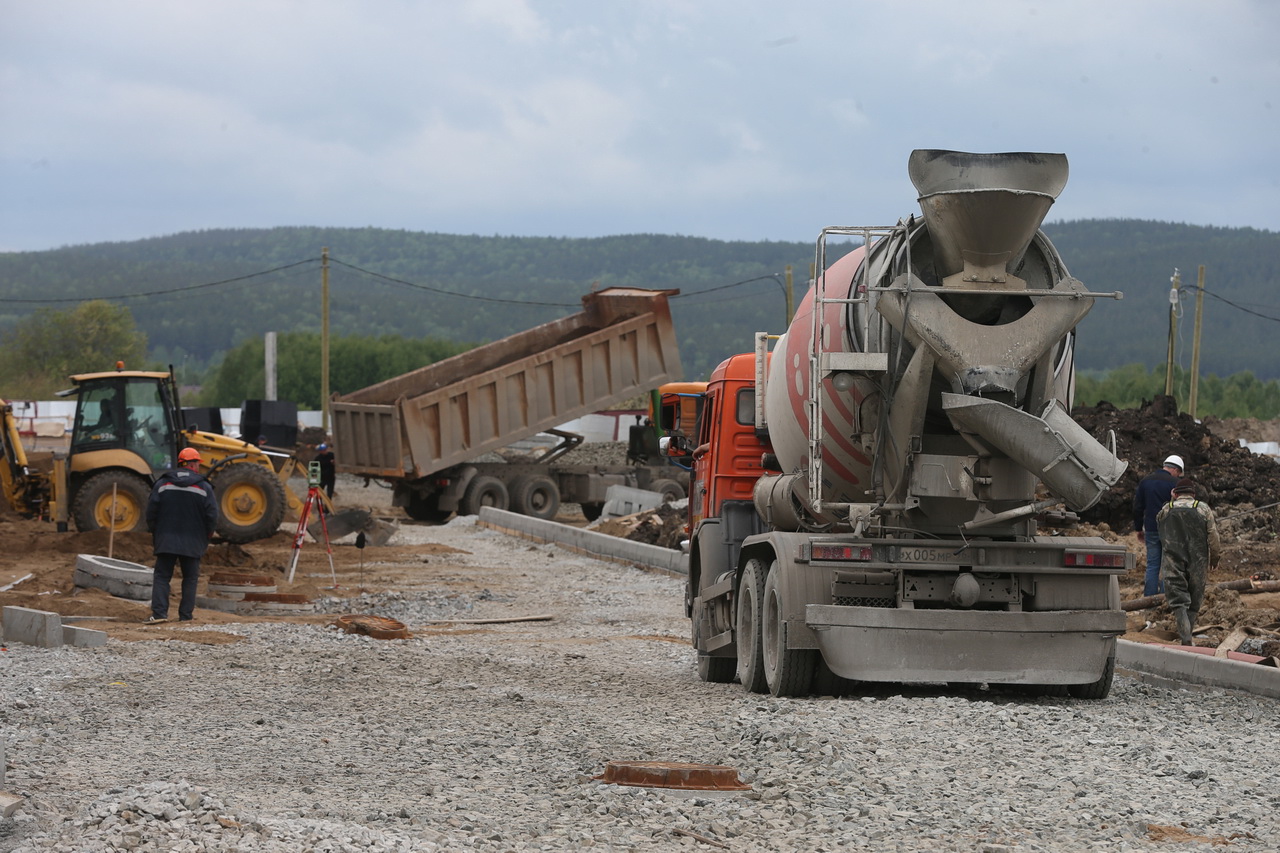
[1073,395,1280,531]
[621,503,686,550]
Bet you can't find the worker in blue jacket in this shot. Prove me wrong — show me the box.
[145,447,218,624]
[1133,453,1183,596]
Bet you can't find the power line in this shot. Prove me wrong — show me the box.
[0,258,321,304]
[326,258,576,307]
[1199,288,1280,324]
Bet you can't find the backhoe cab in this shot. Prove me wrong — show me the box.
[61,369,289,543]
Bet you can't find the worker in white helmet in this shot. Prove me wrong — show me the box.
[1133,453,1184,597]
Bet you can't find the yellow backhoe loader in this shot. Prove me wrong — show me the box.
[1,366,316,543]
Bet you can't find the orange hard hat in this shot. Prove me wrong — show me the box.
[178,447,202,463]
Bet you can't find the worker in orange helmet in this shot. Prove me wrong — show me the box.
[144,446,217,624]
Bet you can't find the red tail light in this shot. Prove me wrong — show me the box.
[1063,550,1125,568]
[810,544,873,562]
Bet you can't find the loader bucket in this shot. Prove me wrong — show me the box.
[941,393,1127,512]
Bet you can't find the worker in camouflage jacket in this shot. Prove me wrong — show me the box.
[1155,478,1221,646]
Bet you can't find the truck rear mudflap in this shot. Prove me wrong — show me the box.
[807,605,1125,685]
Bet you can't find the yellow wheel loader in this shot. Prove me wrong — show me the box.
[2,367,309,543]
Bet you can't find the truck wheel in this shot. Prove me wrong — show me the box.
[405,492,451,523]
[509,475,560,520]
[762,560,815,697]
[649,478,685,503]
[210,463,287,543]
[72,471,151,534]
[1067,642,1116,700]
[580,502,604,522]
[692,597,736,684]
[460,475,509,516]
[735,558,768,692]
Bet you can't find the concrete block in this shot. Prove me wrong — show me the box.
[0,791,23,818]
[477,507,687,576]
[1117,639,1280,700]
[62,625,108,648]
[601,485,665,519]
[2,606,63,648]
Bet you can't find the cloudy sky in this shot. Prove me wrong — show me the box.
[2,0,1276,252]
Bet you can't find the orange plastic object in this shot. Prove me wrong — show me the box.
[593,761,751,791]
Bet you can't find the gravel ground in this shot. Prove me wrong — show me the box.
[3,516,1280,852]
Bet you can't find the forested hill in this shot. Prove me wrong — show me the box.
[0,221,1276,382]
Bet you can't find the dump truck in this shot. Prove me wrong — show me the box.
[2,367,298,543]
[331,287,685,522]
[665,150,1131,698]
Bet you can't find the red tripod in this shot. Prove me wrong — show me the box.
[287,484,337,586]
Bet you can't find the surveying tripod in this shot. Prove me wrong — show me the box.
[287,460,337,585]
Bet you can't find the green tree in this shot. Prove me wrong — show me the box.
[198,332,471,408]
[0,300,147,398]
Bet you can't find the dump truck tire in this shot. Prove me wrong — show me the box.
[405,492,451,523]
[72,470,151,535]
[510,475,560,520]
[460,475,509,516]
[649,478,685,503]
[735,558,768,693]
[210,463,286,543]
[1067,642,1116,700]
[762,560,815,697]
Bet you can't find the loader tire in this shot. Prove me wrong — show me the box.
[72,471,151,535]
[736,558,769,693]
[509,475,560,520]
[1067,641,1116,700]
[460,475,509,516]
[649,478,685,503]
[762,560,815,697]
[405,492,451,523]
[210,463,287,543]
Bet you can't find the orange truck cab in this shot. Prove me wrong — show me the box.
[661,353,776,680]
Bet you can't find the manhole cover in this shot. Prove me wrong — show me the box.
[335,614,412,640]
[593,761,750,791]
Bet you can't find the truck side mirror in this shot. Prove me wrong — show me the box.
[659,435,694,458]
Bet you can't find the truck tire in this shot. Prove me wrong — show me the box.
[1067,642,1116,700]
[460,475,509,516]
[736,558,768,693]
[210,463,287,543]
[580,502,605,522]
[509,475,560,520]
[72,471,151,535]
[649,478,685,503]
[405,492,451,523]
[762,560,816,697]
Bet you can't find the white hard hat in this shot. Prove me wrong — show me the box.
[1164,454,1185,470]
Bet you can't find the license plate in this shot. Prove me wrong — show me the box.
[895,545,963,564]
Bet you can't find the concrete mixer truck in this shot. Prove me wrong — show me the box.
[667,150,1131,699]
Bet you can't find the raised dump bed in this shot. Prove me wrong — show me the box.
[330,288,684,522]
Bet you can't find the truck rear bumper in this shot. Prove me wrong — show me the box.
[806,605,1126,685]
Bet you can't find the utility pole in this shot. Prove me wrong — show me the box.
[784,265,795,325]
[321,247,330,433]
[1189,265,1206,417]
[1164,269,1181,398]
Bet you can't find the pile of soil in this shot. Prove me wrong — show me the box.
[1074,394,1280,532]
[616,503,686,550]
